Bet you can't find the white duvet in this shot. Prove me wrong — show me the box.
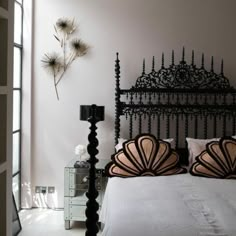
[100,174,236,236]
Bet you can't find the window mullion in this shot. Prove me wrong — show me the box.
[13,0,23,211]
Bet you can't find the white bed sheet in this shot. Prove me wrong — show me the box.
[100,174,236,236]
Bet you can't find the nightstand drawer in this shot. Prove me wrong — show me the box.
[69,184,102,197]
[69,205,86,220]
[64,203,86,221]
[72,183,102,189]
[64,204,101,221]
[68,194,102,206]
[69,173,102,187]
[69,173,88,186]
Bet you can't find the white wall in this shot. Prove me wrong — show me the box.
[22,0,236,207]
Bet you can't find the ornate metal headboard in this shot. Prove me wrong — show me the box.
[114,49,236,164]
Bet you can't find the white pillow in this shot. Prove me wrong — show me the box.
[115,137,175,151]
[115,138,127,151]
[186,137,219,165]
[186,136,236,165]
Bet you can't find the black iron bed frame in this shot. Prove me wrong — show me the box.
[115,48,236,164]
[85,49,236,236]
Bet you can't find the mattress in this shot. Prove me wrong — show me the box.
[100,174,236,236]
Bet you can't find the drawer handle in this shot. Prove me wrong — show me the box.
[81,176,88,183]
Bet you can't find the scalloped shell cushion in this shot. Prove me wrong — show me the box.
[190,137,236,179]
[105,134,187,177]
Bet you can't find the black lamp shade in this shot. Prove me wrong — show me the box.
[80,104,105,121]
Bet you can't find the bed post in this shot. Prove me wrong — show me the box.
[115,52,121,145]
[80,104,105,236]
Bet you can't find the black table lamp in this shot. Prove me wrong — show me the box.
[80,104,105,236]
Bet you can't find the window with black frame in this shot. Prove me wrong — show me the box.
[12,0,23,212]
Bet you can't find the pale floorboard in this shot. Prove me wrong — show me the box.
[18,208,101,236]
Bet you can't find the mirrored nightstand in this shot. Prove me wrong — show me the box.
[64,158,109,230]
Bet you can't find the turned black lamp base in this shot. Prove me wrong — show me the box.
[80,104,105,236]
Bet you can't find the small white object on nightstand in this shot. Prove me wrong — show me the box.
[74,144,89,161]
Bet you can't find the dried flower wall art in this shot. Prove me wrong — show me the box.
[41,18,89,100]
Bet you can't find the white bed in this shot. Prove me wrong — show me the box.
[97,52,236,236]
[100,174,236,236]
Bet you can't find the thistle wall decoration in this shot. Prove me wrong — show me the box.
[41,18,89,100]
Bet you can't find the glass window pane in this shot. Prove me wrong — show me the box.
[13,90,20,131]
[14,2,22,44]
[13,174,20,211]
[12,132,20,175]
[13,47,21,88]
[16,0,23,4]
[0,95,7,165]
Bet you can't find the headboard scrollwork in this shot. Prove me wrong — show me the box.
[114,49,236,165]
[134,48,231,90]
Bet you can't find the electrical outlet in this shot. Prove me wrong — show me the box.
[48,186,55,193]
[35,186,41,193]
[35,186,47,194]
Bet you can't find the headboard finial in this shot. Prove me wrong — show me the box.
[191,50,195,65]
[221,59,224,75]
[201,53,205,68]
[161,53,164,68]
[171,50,175,65]
[152,56,155,71]
[211,56,214,72]
[142,59,146,75]
[182,47,185,61]
[115,52,120,75]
